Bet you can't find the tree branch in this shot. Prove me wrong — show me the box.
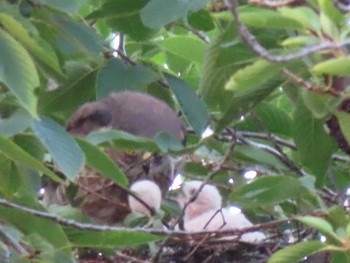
[228,0,350,62]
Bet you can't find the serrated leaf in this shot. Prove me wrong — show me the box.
[225,60,282,91]
[268,241,330,263]
[0,29,39,118]
[88,0,156,41]
[76,138,128,187]
[292,101,337,184]
[65,228,164,248]
[165,74,210,135]
[141,0,209,29]
[230,176,304,208]
[96,58,159,99]
[156,36,206,64]
[32,117,85,181]
[0,133,61,182]
[313,57,350,76]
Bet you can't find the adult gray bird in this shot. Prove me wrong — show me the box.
[47,91,185,224]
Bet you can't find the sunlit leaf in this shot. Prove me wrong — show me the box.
[313,57,350,76]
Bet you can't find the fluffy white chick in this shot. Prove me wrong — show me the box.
[181,181,266,243]
[128,180,162,216]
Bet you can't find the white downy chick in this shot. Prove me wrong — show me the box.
[128,180,162,216]
[181,181,266,243]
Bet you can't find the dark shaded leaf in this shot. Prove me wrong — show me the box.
[0,133,61,182]
[88,0,155,41]
[292,101,337,184]
[96,58,159,99]
[166,74,210,135]
[141,0,209,29]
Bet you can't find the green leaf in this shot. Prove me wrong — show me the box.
[292,101,337,184]
[0,197,71,254]
[302,90,341,119]
[0,133,61,182]
[200,25,255,108]
[235,102,292,137]
[233,145,287,170]
[76,138,128,187]
[141,0,209,29]
[86,130,160,152]
[281,36,319,47]
[239,7,303,29]
[268,241,330,263]
[279,6,321,33]
[216,82,279,132]
[0,29,39,118]
[154,132,184,153]
[313,57,350,76]
[46,12,103,57]
[334,111,350,146]
[65,228,164,248]
[230,176,304,208]
[96,58,159,99]
[39,64,97,115]
[156,36,206,64]
[188,9,215,32]
[32,117,85,181]
[165,74,210,135]
[0,13,63,78]
[0,109,32,137]
[225,60,282,91]
[297,216,336,237]
[318,0,344,27]
[88,0,156,41]
[33,0,89,13]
